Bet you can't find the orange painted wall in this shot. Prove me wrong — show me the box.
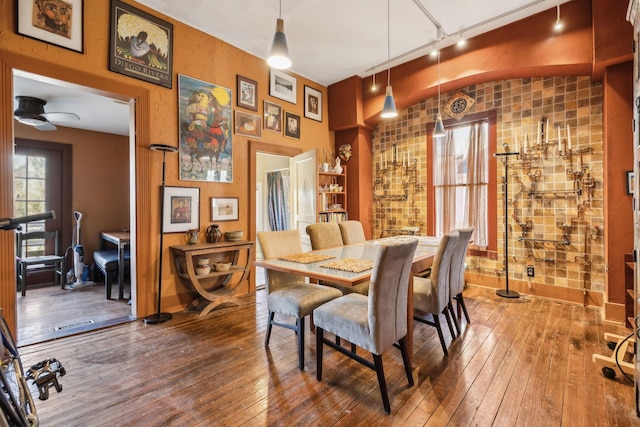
[0,0,333,319]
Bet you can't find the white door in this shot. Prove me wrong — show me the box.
[291,150,316,251]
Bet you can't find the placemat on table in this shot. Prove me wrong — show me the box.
[278,253,335,264]
[319,258,374,273]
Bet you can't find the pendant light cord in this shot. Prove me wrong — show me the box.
[437,31,441,110]
[279,0,282,19]
[387,0,391,86]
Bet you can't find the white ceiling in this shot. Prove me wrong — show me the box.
[12,0,571,136]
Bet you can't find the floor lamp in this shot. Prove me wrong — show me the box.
[495,150,520,299]
[144,143,179,324]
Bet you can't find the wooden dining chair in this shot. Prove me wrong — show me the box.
[257,230,342,371]
[306,223,369,295]
[450,227,474,331]
[15,231,66,297]
[314,237,419,414]
[338,220,366,245]
[413,231,459,355]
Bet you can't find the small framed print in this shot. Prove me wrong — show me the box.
[17,0,84,53]
[284,111,300,139]
[270,69,297,104]
[211,197,239,221]
[237,75,258,111]
[627,171,635,195]
[304,85,322,122]
[163,186,200,233]
[264,100,282,133]
[235,110,261,138]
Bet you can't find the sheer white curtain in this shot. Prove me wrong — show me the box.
[433,121,488,248]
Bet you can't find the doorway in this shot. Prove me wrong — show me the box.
[12,71,134,345]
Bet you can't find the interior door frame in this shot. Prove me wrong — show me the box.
[0,51,152,333]
[248,140,302,292]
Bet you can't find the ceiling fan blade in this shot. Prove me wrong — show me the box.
[41,112,80,121]
[34,122,57,131]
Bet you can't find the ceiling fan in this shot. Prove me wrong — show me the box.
[13,96,80,131]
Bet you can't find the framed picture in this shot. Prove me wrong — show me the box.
[178,74,233,182]
[270,69,297,104]
[284,111,300,139]
[211,197,239,221]
[627,171,635,195]
[109,0,173,88]
[163,186,199,233]
[17,0,84,53]
[304,85,322,122]
[264,100,282,133]
[237,75,258,111]
[235,110,261,138]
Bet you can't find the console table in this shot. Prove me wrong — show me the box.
[170,241,254,318]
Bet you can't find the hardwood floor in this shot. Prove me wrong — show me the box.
[17,286,639,426]
[17,282,132,346]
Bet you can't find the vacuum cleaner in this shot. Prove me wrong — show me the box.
[65,211,95,289]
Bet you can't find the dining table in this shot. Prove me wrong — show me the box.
[254,235,440,367]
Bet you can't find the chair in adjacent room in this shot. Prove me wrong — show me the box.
[93,247,131,300]
[257,230,342,371]
[413,231,459,355]
[338,220,367,245]
[16,231,66,297]
[449,227,474,330]
[314,237,418,414]
[306,222,369,295]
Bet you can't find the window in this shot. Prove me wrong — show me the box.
[427,112,497,255]
[14,153,47,256]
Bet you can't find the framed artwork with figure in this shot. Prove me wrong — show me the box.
[109,0,173,88]
[304,85,322,121]
[178,74,233,182]
[163,186,199,233]
[17,0,84,53]
[264,101,282,133]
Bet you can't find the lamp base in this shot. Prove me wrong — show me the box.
[496,289,520,299]
[144,312,172,324]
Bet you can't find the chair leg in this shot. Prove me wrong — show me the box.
[448,301,461,336]
[373,354,390,414]
[20,264,27,297]
[316,327,324,381]
[456,293,471,324]
[443,307,457,339]
[398,336,414,386]
[297,317,305,371]
[432,314,448,356]
[264,311,275,347]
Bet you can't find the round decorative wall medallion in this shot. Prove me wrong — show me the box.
[443,91,475,120]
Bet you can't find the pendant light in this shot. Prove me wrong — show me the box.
[267,0,291,69]
[553,0,563,32]
[381,0,397,119]
[433,27,446,138]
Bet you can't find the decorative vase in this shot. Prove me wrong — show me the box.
[333,157,343,174]
[195,258,210,275]
[187,229,199,244]
[321,162,330,173]
[206,224,222,243]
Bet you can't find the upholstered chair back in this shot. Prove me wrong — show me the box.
[450,227,474,296]
[306,223,344,249]
[257,230,306,293]
[415,231,459,313]
[367,237,418,354]
[338,220,367,245]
